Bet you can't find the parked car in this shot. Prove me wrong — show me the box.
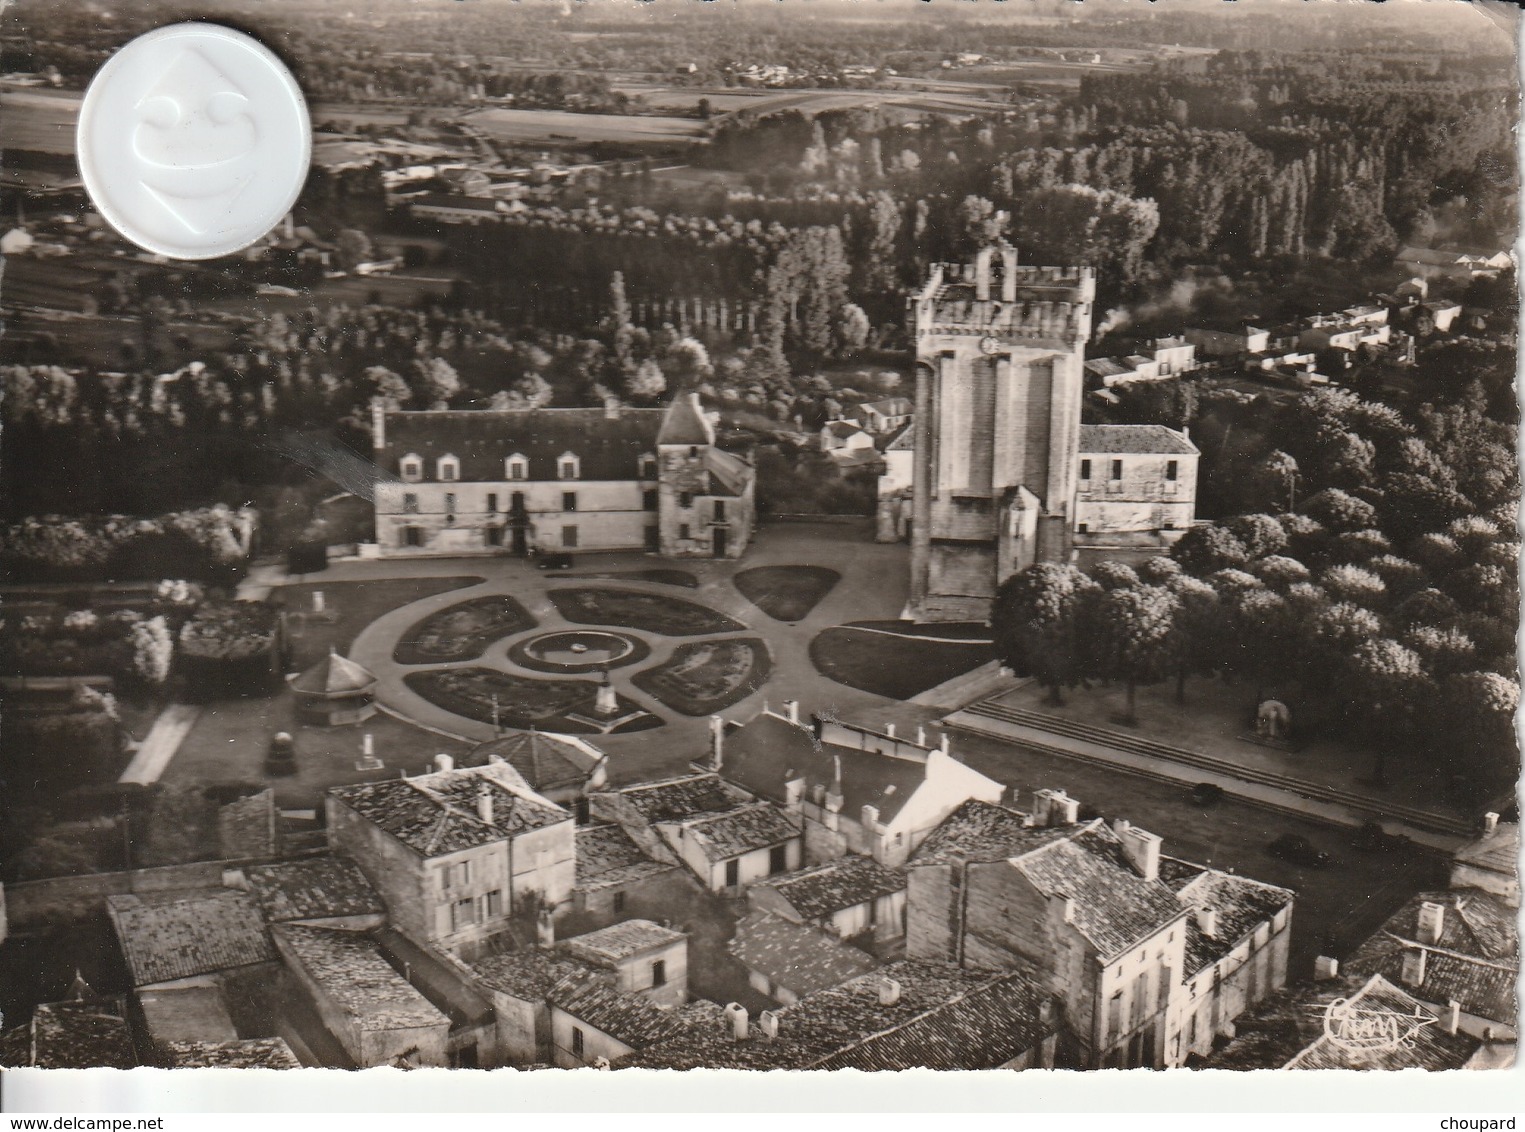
[536,552,574,570]
[1267,833,1332,869]
[1189,782,1225,807]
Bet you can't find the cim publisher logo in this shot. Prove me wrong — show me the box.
[1316,994,1436,1055]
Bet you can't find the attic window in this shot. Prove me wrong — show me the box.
[506,454,528,481]
[558,452,580,481]
[437,454,460,482]
[400,455,423,483]
[639,454,657,480]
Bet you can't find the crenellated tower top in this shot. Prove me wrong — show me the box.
[910,242,1096,348]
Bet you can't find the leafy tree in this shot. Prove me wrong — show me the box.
[1252,555,1311,589]
[414,357,461,407]
[956,194,1009,250]
[1402,625,1477,679]
[1171,524,1249,574]
[1301,488,1377,532]
[131,615,174,687]
[1085,583,1180,725]
[1165,575,1220,703]
[1319,564,1387,608]
[1223,513,1288,560]
[1393,587,1461,630]
[627,358,667,403]
[1138,556,1182,586]
[1346,638,1430,784]
[1090,561,1140,590]
[991,563,1099,705]
[1437,671,1520,796]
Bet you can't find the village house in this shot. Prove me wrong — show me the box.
[546,975,721,1068]
[1209,972,1496,1070]
[370,393,755,560]
[570,821,684,918]
[819,419,876,456]
[588,772,802,894]
[470,947,596,1065]
[748,854,909,949]
[730,910,878,1005]
[850,396,914,435]
[325,758,576,959]
[620,960,1062,1071]
[1343,888,1518,1045]
[408,193,514,225]
[1450,817,1518,906]
[158,1038,302,1069]
[562,919,689,1009]
[874,424,916,542]
[272,924,452,1068]
[467,730,608,818]
[1083,338,1198,390]
[712,702,1006,868]
[0,976,138,1070]
[906,793,1294,1069]
[1297,310,1393,353]
[1073,424,1199,561]
[233,855,388,931]
[1185,325,1271,359]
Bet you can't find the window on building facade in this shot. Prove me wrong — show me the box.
[571,1028,584,1059]
[486,493,498,513]
[485,890,502,918]
[643,490,658,511]
[438,455,459,482]
[444,492,456,514]
[613,891,626,913]
[769,844,787,874]
[1080,459,1092,481]
[1077,523,1089,534]
[1111,459,1123,481]
[1166,460,1179,481]
[713,500,726,521]
[652,959,666,987]
[639,455,657,479]
[725,859,739,888]
[559,453,580,480]
[401,456,422,482]
[403,493,418,514]
[507,455,527,480]
[452,897,476,931]
[563,491,578,513]
[486,526,503,547]
[679,523,690,541]
[404,527,422,547]
[562,525,578,548]
[679,492,693,509]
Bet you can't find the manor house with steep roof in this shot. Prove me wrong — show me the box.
[370,393,755,560]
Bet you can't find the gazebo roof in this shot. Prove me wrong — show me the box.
[291,651,377,698]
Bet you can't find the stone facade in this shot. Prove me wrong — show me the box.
[907,243,1095,621]
[1073,424,1199,560]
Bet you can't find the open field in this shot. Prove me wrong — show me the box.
[1,90,81,155]
[465,107,707,146]
[615,82,1008,118]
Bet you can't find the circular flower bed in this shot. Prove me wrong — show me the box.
[631,638,771,716]
[393,595,537,665]
[405,668,660,735]
[546,588,743,636]
[507,630,650,674]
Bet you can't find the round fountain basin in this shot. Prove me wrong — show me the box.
[511,630,647,674]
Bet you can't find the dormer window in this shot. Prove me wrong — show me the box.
[400,454,423,483]
[639,453,657,480]
[437,454,460,482]
[506,454,528,481]
[558,452,580,481]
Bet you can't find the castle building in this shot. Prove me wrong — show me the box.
[903,245,1198,620]
[370,393,754,560]
[906,244,1095,622]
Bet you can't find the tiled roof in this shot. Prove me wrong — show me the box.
[1084,358,1132,378]
[702,446,752,498]
[289,652,376,696]
[859,397,913,417]
[1078,424,1198,455]
[884,422,915,451]
[1212,974,1482,1070]
[382,407,664,482]
[564,920,685,965]
[1012,823,1187,961]
[162,1038,302,1069]
[469,731,603,794]
[575,823,676,892]
[1362,889,1518,964]
[910,799,1068,867]
[549,975,685,1049]
[758,856,907,921]
[329,762,567,858]
[657,393,715,447]
[1162,859,1295,978]
[825,420,868,439]
[1453,823,1518,877]
[274,925,449,1033]
[0,999,137,1069]
[471,949,598,1002]
[1344,935,1516,1026]
[729,911,876,998]
[680,803,800,862]
[611,773,752,824]
[621,960,1057,1071]
[241,856,385,923]
[107,890,275,987]
[721,712,927,826]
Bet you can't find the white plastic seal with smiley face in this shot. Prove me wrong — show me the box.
[77,22,311,260]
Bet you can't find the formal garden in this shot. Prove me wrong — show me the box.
[391,594,538,664]
[732,565,840,622]
[546,587,743,635]
[631,638,772,716]
[403,667,660,734]
[809,621,995,700]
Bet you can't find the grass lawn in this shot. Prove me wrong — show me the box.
[405,668,660,736]
[809,625,994,700]
[846,619,992,641]
[162,688,473,809]
[733,565,841,622]
[271,576,482,670]
[392,594,536,665]
[547,587,742,636]
[631,639,772,716]
[562,569,699,589]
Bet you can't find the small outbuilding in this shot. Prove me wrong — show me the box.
[290,650,378,726]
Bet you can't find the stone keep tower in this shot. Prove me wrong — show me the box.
[907,243,1095,622]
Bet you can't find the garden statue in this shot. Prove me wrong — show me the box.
[594,667,619,717]
[1255,699,1291,742]
[265,730,297,776]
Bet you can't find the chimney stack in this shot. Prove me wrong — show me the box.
[1115,823,1162,883]
[916,725,926,746]
[371,400,386,450]
[724,1002,748,1041]
[861,804,880,831]
[1400,948,1428,988]
[783,700,800,725]
[1416,901,1445,946]
[1061,897,1076,924]
[1038,999,1057,1027]
[1196,907,1219,940]
[757,1010,780,1040]
[708,715,725,771]
[1034,788,1075,827]
[1482,811,1500,837]
[476,781,493,825]
[878,978,901,1006]
[939,733,951,755]
[1444,1000,1462,1036]
[434,753,454,773]
[885,723,896,738]
[603,396,621,420]
[536,907,555,949]
[1313,955,1339,981]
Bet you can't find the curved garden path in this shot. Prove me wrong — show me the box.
[343,521,927,781]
